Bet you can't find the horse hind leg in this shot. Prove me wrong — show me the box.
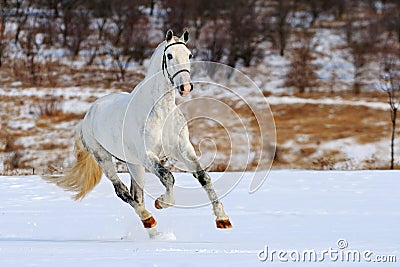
[84,137,157,229]
[127,163,156,228]
[97,150,157,228]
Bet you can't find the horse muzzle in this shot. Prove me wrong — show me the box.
[178,83,193,96]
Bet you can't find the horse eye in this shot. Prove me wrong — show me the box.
[189,54,192,59]
[167,54,173,60]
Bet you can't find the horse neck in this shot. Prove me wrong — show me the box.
[139,41,176,110]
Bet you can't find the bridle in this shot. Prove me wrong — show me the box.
[162,41,190,86]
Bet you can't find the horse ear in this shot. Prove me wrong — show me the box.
[182,28,189,43]
[166,29,173,42]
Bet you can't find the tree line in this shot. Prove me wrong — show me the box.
[0,0,399,90]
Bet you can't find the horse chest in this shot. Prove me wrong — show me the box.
[144,108,187,157]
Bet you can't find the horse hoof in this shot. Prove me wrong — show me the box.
[154,199,163,209]
[154,198,174,209]
[216,219,232,229]
[142,216,157,228]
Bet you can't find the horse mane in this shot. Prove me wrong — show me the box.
[145,37,180,79]
[145,41,167,78]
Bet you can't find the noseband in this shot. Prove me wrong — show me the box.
[162,42,190,86]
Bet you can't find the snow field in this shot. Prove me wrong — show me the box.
[0,170,398,266]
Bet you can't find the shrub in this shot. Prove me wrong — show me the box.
[34,97,63,117]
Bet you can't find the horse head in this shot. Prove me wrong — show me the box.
[162,29,193,96]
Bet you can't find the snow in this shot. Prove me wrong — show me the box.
[0,87,113,99]
[0,171,398,266]
[62,99,92,114]
[318,137,399,169]
[267,95,389,110]
[7,119,36,131]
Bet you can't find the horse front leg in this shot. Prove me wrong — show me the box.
[178,148,232,229]
[146,152,175,209]
[194,170,232,228]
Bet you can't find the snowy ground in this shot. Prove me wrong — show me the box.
[0,170,398,266]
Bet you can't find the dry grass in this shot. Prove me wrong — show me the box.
[271,91,396,169]
[183,90,395,170]
[36,113,84,127]
[1,84,397,173]
[273,103,391,145]
[1,56,144,90]
[36,97,63,117]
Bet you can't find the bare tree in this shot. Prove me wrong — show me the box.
[32,0,61,17]
[107,46,133,82]
[298,0,324,26]
[105,0,150,80]
[381,1,400,44]
[58,0,80,47]
[84,0,112,65]
[57,0,92,57]
[329,0,346,19]
[162,0,224,40]
[85,0,113,41]
[13,0,31,44]
[107,23,149,81]
[67,9,91,57]
[347,18,379,94]
[284,29,318,93]
[107,19,151,81]
[0,1,8,67]
[106,0,143,47]
[299,0,347,26]
[18,15,41,84]
[349,41,370,94]
[379,43,400,169]
[29,0,62,46]
[198,20,228,63]
[149,0,156,16]
[271,0,293,56]
[225,0,266,67]
[162,0,191,32]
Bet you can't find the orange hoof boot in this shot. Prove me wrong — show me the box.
[142,216,157,228]
[154,199,163,209]
[154,198,173,209]
[216,218,232,229]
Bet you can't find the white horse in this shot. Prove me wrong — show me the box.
[46,29,232,235]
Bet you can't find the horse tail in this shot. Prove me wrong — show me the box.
[45,130,103,200]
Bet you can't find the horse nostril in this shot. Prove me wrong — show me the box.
[180,84,185,92]
[190,83,193,91]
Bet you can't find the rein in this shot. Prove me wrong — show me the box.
[162,42,190,86]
